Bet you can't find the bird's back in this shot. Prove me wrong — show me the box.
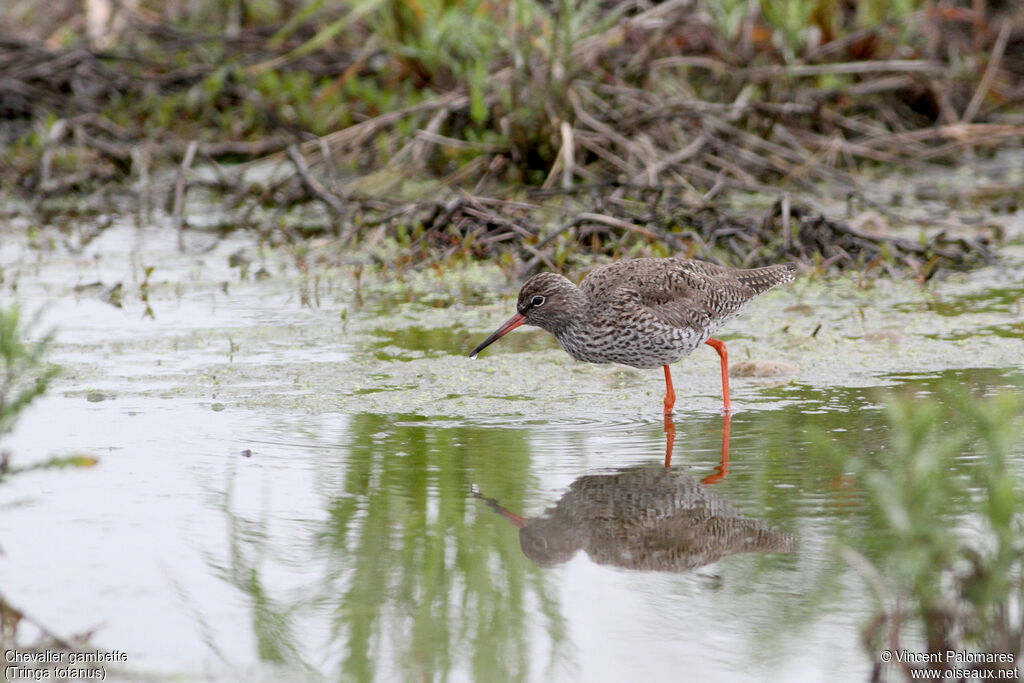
[580,257,795,341]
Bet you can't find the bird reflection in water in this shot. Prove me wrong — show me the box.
[474,415,792,570]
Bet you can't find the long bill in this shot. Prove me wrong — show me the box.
[469,312,526,359]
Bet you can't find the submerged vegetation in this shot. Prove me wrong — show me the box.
[1,0,1020,274]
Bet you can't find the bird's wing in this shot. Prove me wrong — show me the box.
[645,262,757,333]
[581,258,762,334]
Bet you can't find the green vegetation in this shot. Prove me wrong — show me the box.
[4,0,940,153]
[0,306,57,438]
[831,385,1024,678]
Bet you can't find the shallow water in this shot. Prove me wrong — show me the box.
[0,208,1022,681]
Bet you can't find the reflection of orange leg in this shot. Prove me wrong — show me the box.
[705,338,731,414]
[663,414,677,468]
[701,413,732,485]
[662,365,676,416]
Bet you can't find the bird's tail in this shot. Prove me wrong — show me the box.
[737,263,797,294]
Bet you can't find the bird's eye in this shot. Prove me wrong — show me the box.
[531,295,546,308]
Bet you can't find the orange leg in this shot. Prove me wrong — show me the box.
[662,365,676,416]
[701,413,732,484]
[705,338,731,414]
[663,414,676,467]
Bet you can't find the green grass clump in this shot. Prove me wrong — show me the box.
[837,385,1024,678]
[0,306,58,437]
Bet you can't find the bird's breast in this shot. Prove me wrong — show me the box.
[555,321,707,369]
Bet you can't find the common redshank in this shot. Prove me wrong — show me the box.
[469,256,795,415]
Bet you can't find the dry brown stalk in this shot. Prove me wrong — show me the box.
[962,18,1013,124]
[172,139,198,250]
[747,59,948,79]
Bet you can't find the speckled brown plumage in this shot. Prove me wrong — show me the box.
[470,256,796,413]
[511,467,794,570]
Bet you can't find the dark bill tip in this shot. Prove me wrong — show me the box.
[469,312,526,359]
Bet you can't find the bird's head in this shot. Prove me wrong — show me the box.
[469,272,579,358]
